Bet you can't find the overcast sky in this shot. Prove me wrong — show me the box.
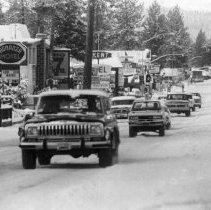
[1,0,211,13]
[142,0,211,12]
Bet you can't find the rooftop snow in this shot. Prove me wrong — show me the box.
[0,24,31,41]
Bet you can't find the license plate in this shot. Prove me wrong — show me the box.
[57,142,71,150]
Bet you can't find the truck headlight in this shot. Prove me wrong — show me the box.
[90,124,104,136]
[27,127,38,137]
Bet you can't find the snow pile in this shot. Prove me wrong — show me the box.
[12,109,25,124]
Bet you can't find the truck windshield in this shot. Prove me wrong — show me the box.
[132,101,161,111]
[167,94,188,100]
[37,95,102,114]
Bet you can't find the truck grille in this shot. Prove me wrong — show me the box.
[138,116,153,120]
[39,124,90,136]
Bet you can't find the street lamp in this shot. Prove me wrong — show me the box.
[142,32,175,45]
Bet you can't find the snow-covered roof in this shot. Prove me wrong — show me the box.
[70,58,84,68]
[111,50,151,65]
[161,68,180,77]
[92,50,151,68]
[0,24,31,41]
[39,89,109,98]
[54,47,71,51]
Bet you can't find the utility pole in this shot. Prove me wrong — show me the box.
[83,0,95,89]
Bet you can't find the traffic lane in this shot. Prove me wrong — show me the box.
[0,125,19,147]
[1,107,211,210]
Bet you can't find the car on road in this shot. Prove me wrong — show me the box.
[18,89,120,169]
[191,92,202,108]
[128,100,171,137]
[110,95,136,119]
[165,93,191,116]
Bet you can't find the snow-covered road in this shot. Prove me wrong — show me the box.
[1,80,211,210]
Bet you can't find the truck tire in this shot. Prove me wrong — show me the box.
[185,109,191,117]
[192,106,195,111]
[38,156,51,165]
[159,126,165,136]
[99,148,113,167]
[129,127,136,137]
[22,149,36,169]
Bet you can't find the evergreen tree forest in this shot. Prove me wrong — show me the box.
[0,0,210,67]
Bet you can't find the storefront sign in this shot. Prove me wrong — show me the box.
[149,64,160,74]
[2,69,20,85]
[52,51,69,79]
[0,42,27,65]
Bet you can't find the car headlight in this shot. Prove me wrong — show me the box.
[129,116,138,120]
[153,116,162,119]
[90,124,104,136]
[27,127,38,137]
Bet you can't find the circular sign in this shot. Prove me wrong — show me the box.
[0,42,27,65]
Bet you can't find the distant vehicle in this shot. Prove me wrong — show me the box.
[191,92,202,108]
[128,100,171,137]
[191,70,204,82]
[200,67,211,79]
[165,93,192,117]
[110,96,136,119]
[18,89,120,169]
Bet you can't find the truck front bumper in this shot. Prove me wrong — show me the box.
[19,140,111,150]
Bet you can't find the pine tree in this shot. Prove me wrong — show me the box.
[92,0,117,50]
[53,0,86,61]
[110,0,144,50]
[4,0,37,37]
[192,29,207,67]
[0,2,5,25]
[142,1,168,56]
[163,6,191,68]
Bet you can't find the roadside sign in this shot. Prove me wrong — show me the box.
[149,64,160,74]
[92,51,112,59]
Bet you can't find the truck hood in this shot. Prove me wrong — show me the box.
[26,113,105,125]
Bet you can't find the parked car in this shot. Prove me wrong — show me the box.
[110,95,136,119]
[191,92,202,108]
[128,100,171,137]
[18,89,120,169]
[165,93,191,116]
